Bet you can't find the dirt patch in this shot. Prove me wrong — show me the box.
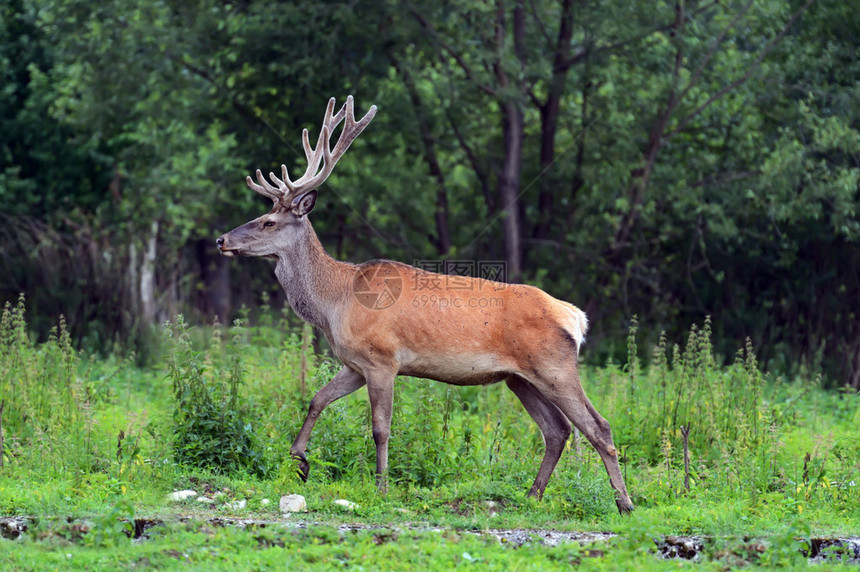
[478,527,615,547]
[0,517,27,540]
[804,537,860,563]
[657,535,706,559]
[130,518,164,539]
[2,515,859,564]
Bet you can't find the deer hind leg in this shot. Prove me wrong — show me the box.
[506,375,571,499]
[527,363,634,514]
[290,366,365,481]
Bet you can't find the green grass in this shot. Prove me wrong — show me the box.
[0,521,683,571]
[0,297,858,568]
[3,515,856,570]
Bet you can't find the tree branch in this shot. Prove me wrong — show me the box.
[675,0,755,106]
[447,110,495,213]
[409,8,497,97]
[690,170,760,188]
[562,0,721,69]
[387,51,452,255]
[665,0,816,142]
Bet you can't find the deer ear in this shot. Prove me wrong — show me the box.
[290,190,318,217]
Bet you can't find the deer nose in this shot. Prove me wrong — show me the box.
[216,236,225,249]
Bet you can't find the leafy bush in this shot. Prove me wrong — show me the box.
[165,315,268,476]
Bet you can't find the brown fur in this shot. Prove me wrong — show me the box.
[216,97,634,514]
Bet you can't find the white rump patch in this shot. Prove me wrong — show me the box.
[563,304,589,353]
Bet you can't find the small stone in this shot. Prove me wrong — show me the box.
[167,490,198,502]
[260,498,271,506]
[227,499,247,511]
[333,499,358,511]
[484,500,497,509]
[280,494,307,513]
[196,497,214,504]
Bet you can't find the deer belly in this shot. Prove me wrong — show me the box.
[397,350,511,386]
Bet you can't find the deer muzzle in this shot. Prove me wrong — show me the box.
[216,235,237,256]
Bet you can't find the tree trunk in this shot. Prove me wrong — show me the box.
[534,0,575,241]
[127,241,139,319]
[499,99,524,283]
[850,343,860,390]
[494,0,526,283]
[140,221,159,326]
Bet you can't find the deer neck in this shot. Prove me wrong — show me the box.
[274,219,352,334]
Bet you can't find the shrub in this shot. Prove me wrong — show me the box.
[165,315,268,476]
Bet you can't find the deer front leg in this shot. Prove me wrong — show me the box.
[366,369,396,493]
[291,366,365,481]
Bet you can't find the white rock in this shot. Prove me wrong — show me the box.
[484,500,498,509]
[196,496,214,504]
[227,499,247,511]
[260,498,271,506]
[333,499,358,511]
[167,490,198,502]
[280,494,307,513]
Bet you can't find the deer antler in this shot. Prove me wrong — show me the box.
[246,96,377,205]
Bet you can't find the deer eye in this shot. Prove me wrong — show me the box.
[263,220,276,228]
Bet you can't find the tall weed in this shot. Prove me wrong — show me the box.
[0,295,104,473]
[596,316,859,517]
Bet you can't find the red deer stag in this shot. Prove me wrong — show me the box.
[216,96,634,514]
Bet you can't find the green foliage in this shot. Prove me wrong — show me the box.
[1,0,857,388]
[0,295,162,518]
[0,0,109,216]
[0,302,859,571]
[590,318,860,530]
[84,499,135,548]
[165,315,267,476]
[0,293,95,472]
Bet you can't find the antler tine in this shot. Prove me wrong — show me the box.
[323,96,338,129]
[301,128,313,161]
[316,96,377,179]
[298,125,327,183]
[246,169,286,203]
[267,164,296,195]
[330,95,377,159]
[329,96,348,127]
[251,96,376,205]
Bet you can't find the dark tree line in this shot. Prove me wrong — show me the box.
[1,0,858,387]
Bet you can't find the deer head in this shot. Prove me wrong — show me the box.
[216,96,377,258]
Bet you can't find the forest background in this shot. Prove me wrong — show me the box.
[1,0,857,387]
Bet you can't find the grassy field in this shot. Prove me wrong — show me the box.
[1,296,858,569]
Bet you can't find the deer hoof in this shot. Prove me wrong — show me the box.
[616,498,635,515]
[291,451,309,482]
